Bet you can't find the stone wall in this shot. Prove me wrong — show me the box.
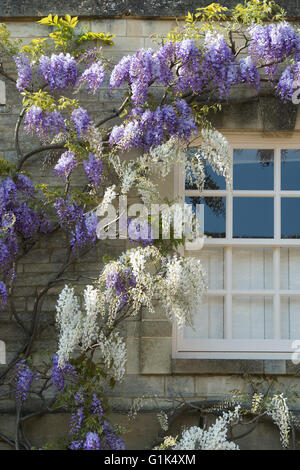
[0,8,300,450]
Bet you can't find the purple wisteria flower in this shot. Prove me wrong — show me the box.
[38,53,78,89]
[103,421,125,450]
[106,267,136,305]
[24,106,66,142]
[129,48,158,105]
[71,107,91,138]
[54,151,77,180]
[14,202,50,238]
[248,22,297,76]
[14,54,32,92]
[83,153,103,188]
[0,175,52,309]
[80,47,103,67]
[83,432,101,450]
[91,394,103,416]
[54,198,97,251]
[51,354,78,393]
[239,57,260,89]
[16,174,35,198]
[69,440,84,450]
[79,61,105,94]
[277,63,300,101]
[109,100,197,151]
[127,218,153,246]
[70,407,85,435]
[175,39,203,94]
[15,360,40,403]
[0,178,17,213]
[202,32,239,97]
[110,55,131,88]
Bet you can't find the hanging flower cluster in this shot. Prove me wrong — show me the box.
[14,53,32,92]
[83,152,103,188]
[277,62,300,101]
[71,107,91,138]
[14,360,40,403]
[0,175,51,308]
[54,198,97,251]
[109,100,197,151]
[248,22,297,75]
[79,61,105,94]
[38,53,78,89]
[51,354,78,393]
[159,407,241,450]
[24,106,66,142]
[55,284,127,381]
[54,150,77,180]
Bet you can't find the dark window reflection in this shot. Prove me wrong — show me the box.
[233,198,274,238]
[281,198,300,238]
[185,149,226,190]
[186,196,226,238]
[281,150,300,190]
[233,149,274,190]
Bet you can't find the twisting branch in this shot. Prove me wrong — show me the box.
[14,108,26,158]
[17,143,65,171]
[96,96,130,128]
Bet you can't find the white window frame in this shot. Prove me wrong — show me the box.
[173,132,300,359]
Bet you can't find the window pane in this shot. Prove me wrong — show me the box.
[233,149,274,190]
[183,297,224,339]
[185,149,226,190]
[281,248,300,290]
[281,198,300,238]
[233,198,274,238]
[185,248,224,289]
[186,196,226,238]
[281,150,300,190]
[281,297,300,339]
[232,296,273,339]
[233,248,273,290]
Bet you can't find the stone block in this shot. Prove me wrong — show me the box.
[141,338,172,374]
[91,19,126,36]
[126,338,140,375]
[172,359,264,375]
[165,376,195,398]
[109,375,164,397]
[141,320,172,337]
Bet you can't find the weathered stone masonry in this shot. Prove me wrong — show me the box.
[1,0,300,450]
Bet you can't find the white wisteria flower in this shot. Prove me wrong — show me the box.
[267,394,290,448]
[97,331,127,382]
[186,128,231,190]
[171,406,241,450]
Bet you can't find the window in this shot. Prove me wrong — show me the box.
[173,134,300,359]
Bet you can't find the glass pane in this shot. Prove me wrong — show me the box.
[281,297,300,339]
[232,296,273,339]
[233,149,274,190]
[185,149,226,190]
[281,248,300,290]
[185,248,224,290]
[281,198,300,238]
[186,196,226,238]
[183,297,224,339]
[233,198,274,238]
[281,150,300,190]
[233,248,273,290]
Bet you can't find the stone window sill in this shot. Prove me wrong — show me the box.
[171,359,300,376]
